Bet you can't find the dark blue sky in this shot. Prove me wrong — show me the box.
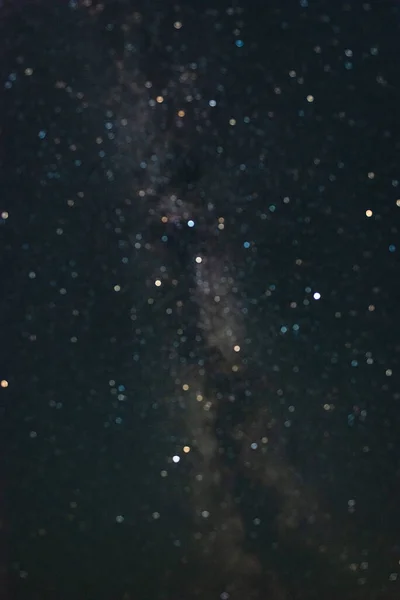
[2,2,400,599]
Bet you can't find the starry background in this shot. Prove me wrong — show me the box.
[2,0,400,599]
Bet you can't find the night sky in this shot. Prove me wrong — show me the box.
[2,1,400,599]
